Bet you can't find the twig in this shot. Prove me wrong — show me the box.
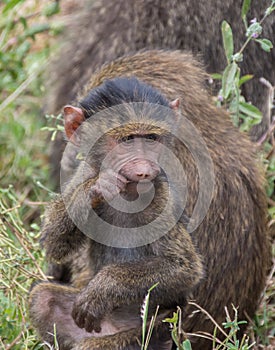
[267,197,275,207]
[1,204,21,214]
[186,331,223,344]
[188,301,229,338]
[3,218,47,280]
[3,329,23,350]
[0,59,49,113]
[23,199,48,206]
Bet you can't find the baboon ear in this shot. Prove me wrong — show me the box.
[169,98,180,111]
[63,105,85,145]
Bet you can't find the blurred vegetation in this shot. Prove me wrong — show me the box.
[213,0,275,226]
[0,0,274,349]
[0,1,62,349]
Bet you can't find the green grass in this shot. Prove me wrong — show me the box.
[0,1,58,348]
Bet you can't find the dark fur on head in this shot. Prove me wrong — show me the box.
[79,77,170,117]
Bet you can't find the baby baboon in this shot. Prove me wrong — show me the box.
[30,51,271,350]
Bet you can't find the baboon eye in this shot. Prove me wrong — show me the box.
[119,135,134,144]
[145,134,159,142]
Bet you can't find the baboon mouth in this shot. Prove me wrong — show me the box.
[125,180,154,195]
[127,179,153,185]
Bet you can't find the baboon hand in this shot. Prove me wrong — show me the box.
[72,286,111,333]
[89,169,128,204]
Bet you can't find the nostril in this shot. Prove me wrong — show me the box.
[136,173,149,179]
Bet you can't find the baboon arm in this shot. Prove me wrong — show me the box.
[40,158,106,264]
[40,195,88,263]
[72,224,203,332]
[40,167,100,263]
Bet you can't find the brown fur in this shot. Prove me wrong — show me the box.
[30,51,271,350]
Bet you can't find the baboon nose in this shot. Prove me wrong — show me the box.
[136,173,149,179]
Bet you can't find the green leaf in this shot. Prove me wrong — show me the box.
[211,73,222,80]
[238,74,253,87]
[51,130,57,141]
[10,122,25,142]
[42,2,60,17]
[221,21,234,63]
[171,327,179,347]
[222,62,238,99]
[228,96,242,127]
[148,282,159,292]
[19,17,27,29]
[141,283,158,350]
[50,22,64,36]
[265,5,275,16]
[181,339,192,350]
[239,102,262,121]
[24,23,51,38]
[241,0,251,19]
[16,41,31,60]
[3,0,24,14]
[246,22,262,38]
[255,38,273,52]
[163,312,178,324]
[239,116,252,131]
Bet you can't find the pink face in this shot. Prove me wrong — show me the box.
[111,134,162,183]
[62,103,179,186]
